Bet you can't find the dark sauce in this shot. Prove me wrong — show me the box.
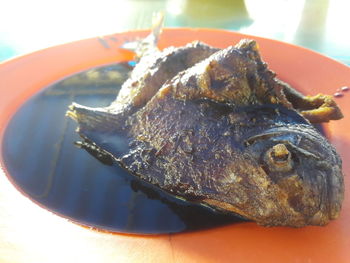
[1,63,246,234]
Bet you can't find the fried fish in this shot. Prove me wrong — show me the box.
[67,36,344,227]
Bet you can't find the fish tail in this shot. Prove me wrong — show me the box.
[121,12,164,59]
[66,103,125,133]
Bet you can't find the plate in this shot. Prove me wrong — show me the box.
[1,28,350,262]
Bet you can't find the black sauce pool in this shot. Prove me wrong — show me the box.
[1,63,245,234]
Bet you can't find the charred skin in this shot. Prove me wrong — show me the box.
[67,39,344,227]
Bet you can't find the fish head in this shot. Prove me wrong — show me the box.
[237,124,344,226]
[203,106,344,227]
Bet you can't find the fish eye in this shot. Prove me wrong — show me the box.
[263,143,293,173]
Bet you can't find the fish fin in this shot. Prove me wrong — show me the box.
[282,86,344,123]
[299,94,343,123]
[67,103,132,160]
[121,12,164,59]
[66,103,126,133]
[74,136,115,165]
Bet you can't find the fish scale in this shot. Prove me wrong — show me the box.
[68,36,344,227]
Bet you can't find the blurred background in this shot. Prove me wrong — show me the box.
[0,0,349,65]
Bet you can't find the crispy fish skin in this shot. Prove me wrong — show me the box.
[111,41,219,112]
[68,39,344,227]
[123,99,343,226]
[67,41,219,132]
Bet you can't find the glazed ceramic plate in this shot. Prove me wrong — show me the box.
[0,29,350,261]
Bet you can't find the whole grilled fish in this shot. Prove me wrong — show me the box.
[67,36,344,227]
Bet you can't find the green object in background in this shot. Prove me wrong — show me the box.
[0,42,17,62]
[167,0,252,30]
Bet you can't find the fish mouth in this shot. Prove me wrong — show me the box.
[288,166,344,226]
[243,126,344,226]
[312,165,344,223]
